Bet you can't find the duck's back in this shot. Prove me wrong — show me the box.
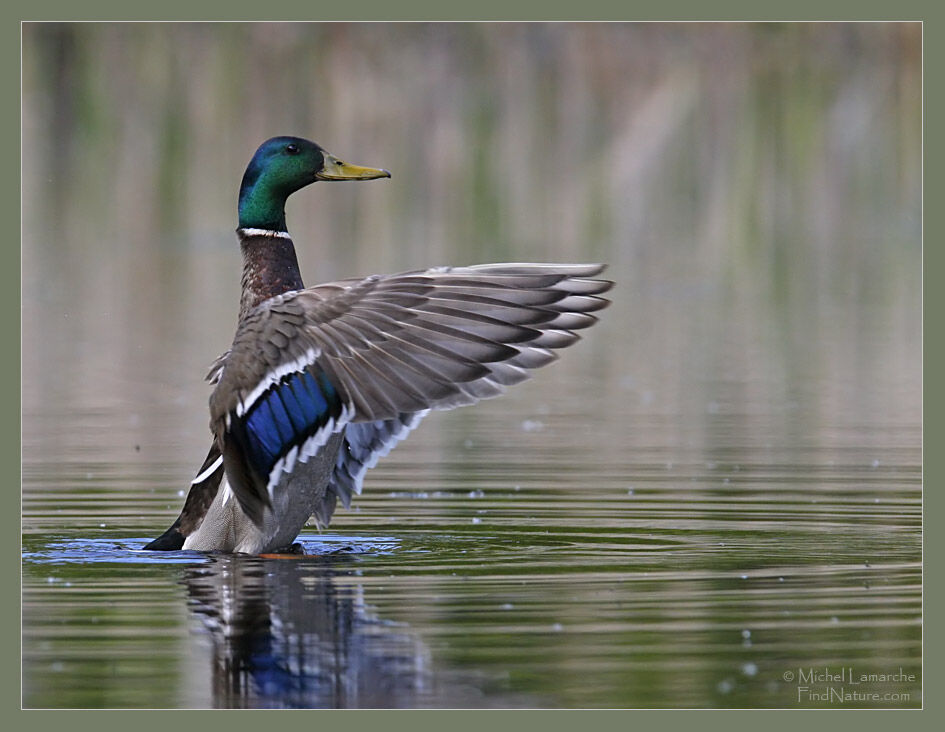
[144,138,612,555]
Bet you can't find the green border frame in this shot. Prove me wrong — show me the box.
[5,2,933,727]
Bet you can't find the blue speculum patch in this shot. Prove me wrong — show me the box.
[238,368,341,475]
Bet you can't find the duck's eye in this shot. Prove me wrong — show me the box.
[285,143,300,155]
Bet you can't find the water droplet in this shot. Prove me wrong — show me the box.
[741,662,758,677]
[830,616,839,624]
[471,517,481,525]
[521,419,544,432]
[717,679,734,694]
[501,603,514,610]
[871,459,880,468]
[741,629,751,639]
[551,622,564,632]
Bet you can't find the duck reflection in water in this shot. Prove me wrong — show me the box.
[181,554,523,708]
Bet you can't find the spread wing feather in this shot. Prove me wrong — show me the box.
[328,410,430,513]
[208,263,612,524]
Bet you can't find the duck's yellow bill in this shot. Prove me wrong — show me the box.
[316,153,391,181]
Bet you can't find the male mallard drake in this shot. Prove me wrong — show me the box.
[144,136,612,554]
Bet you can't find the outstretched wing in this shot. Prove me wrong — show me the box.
[302,411,430,530]
[209,263,612,525]
[331,411,430,509]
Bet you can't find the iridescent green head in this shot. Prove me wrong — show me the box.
[237,136,390,231]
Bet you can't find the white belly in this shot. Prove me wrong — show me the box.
[183,433,345,553]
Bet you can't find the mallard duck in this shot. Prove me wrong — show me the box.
[144,136,612,554]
